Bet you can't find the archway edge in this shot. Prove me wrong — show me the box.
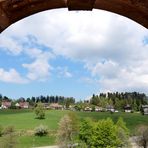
[0,0,148,33]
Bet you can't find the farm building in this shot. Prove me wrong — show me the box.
[124,104,132,113]
[141,105,148,115]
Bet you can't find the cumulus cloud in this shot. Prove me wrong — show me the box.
[0,35,23,55]
[0,68,28,84]
[0,34,54,82]
[22,53,53,81]
[1,8,148,93]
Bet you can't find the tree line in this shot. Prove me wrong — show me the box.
[0,94,75,107]
[0,91,148,111]
[90,92,148,111]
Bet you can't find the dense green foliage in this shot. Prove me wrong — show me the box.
[79,118,129,148]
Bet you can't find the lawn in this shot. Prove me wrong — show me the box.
[0,109,148,147]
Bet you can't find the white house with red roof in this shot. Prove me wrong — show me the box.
[1,101,11,109]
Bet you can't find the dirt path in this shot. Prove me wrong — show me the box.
[35,146,59,148]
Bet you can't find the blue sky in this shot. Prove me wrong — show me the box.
[0,9,148,100]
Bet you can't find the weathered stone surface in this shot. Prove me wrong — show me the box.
[94,0,148,29]
[67,0,96,10]
[0,0,148,33]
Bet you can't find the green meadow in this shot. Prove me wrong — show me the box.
[0,109,148,147]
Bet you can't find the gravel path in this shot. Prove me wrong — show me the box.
[129,137,142,148]
[35,137,142,148]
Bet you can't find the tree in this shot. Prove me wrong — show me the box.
[56,114,79,148]
[79,118,121,148]
[64,98,75,109]
[34,102,45,119]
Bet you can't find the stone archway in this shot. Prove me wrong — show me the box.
[0,0,148,33]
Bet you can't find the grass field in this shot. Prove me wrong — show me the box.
[0,109,148,147]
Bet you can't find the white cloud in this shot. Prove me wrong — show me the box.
[0,68,28,84]
[23,58,52,81]
[1,8,148,93]
[57,67,73,78]
[0,35,23,55]
[0,34,54,82]
[22,48,54,81]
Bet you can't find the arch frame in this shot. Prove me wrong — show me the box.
[0,0,148,33]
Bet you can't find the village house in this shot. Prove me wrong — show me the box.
[15,102,29,109]
[124,104,132,113]
[1,101,11,109]
[19,102,29,109]
[43,103,50,109]
[49,103,63,110]
[84,106,92,112]
[141,105,148,115]
[106,105,115,112]
[95,106,103,112]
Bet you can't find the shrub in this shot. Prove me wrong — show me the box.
[1,133,17,148]
[34,124,48,136]
[3,125,15,135]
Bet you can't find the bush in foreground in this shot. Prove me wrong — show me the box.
[34,124,48,136]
